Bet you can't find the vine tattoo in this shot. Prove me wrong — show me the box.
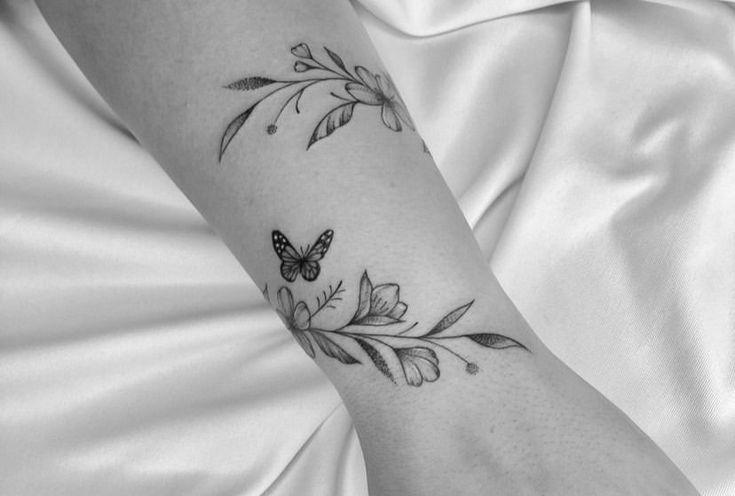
[265,271,528,387]
[219,43,416,160]
[272,229,334,282]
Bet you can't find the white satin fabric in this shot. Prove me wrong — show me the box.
[1,0,733,495]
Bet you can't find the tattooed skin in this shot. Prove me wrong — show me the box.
[264,270,529,387]
[230,41,525,383]
[219,43,418,160]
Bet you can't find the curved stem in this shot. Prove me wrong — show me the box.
[318,327,390,341]
[254,76,348,106]
[359,334,391,348]
[315,327,472,364]
[329,91,356,103]
[429,327,509,340]
[294,89,306,113]
[254,80,305,105]
[420,337,471,364]
[396,322,418,335]
[270,80,322,125]
[260,76,354,127]
[311,327,391,348]
[309,56,358,82]
[310,281,344,319]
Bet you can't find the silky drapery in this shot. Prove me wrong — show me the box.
[1,0,733,494]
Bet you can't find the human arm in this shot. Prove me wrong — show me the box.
[35,1,699,494]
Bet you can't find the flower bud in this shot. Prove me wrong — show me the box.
[465,362,479,375]
[290,43,311,59]
[294,61,313,73]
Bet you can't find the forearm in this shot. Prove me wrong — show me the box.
[35,0,533,384]
[36,1,698,494]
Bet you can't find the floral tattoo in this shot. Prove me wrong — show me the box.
[218,43,416,160]
[264,271,528,387]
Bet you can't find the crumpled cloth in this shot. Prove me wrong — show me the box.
[1,0,733,494]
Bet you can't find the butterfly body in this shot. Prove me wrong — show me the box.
[272,229,334,282]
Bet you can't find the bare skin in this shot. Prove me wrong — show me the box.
[35,1,700,494]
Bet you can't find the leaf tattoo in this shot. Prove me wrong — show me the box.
[395,347,439,387]
[355,338,396,384]
[468,334,527,350]
[308,102,356,149]
[218,43,417,160]
[225,77,278,91]
[324,47,348,74]
[219,104,258,162]
[311,331,360,364]
[266,271,529,387]
[425,301,473,336]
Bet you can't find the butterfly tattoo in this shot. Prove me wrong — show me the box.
[272,229,334,282]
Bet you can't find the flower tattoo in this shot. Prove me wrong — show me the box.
[344,67,414,133]
[276,286,314,357]
[349,275,407,326]
[265,271,529,387]
[218,43,417,160]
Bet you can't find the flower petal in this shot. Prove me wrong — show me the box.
[294,61,314,72]
[401,357,423,386]
[277,287,295,316]
[381,104,402,132]
[418,357,440,383]
[375,75,395,99]
[388,302,407,320]
[396,347,440,387]
[352,271,373,322]
[370,284,399,316]
[391,101,415,131]
[293,331,315,358]
[355,66,379,91]
[345,82,381,105]
[290,43,311,58]
[409,347,439,365]
[293,301,311,330]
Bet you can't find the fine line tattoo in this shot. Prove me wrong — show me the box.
[272,229,334,282]
[266,271,528,387]
[219,43,416,160]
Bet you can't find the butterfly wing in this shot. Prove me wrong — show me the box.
[281,260,301,283]
[300,261,321,282]
[300,229,334,281]
[303,230,334,261]
[272,230,301,282]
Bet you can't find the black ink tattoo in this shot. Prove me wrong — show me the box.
[219,43,416,160]
[272,229,334,282]
[267,271,528,387]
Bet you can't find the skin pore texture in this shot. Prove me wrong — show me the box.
[35,1,700,494]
